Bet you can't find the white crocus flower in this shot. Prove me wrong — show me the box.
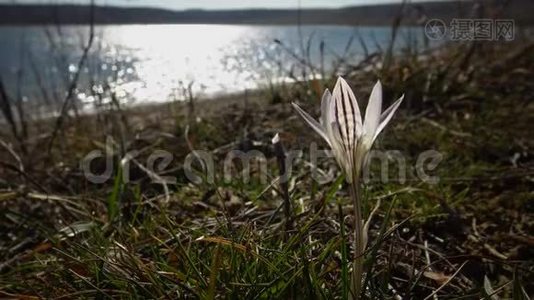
[292,76,403,299]
[292,76,403,183]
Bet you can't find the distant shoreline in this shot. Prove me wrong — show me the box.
[0,23,421,27]
[1,1,534,26]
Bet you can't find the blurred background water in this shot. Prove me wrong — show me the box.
[0,24,429,115]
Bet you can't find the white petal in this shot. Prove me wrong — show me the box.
[372,94,403,142]
[325,93,338,147]
[330,121,353,180]
[339,76,362,132]
[271,133,280,144]
[332,77,359,150]
[292,102,331,146]
[363,80,383,140]
[320,89,331,126]
[327,92,336,131]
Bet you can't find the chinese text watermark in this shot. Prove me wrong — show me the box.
[425,18,515,41]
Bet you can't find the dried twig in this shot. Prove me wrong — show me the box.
[0,138,24,172]
[0,77,26,153]
[423,261,468,300]
[47,0,95,153]
[272,134,291,228]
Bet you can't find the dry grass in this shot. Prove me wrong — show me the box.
[0,39,533,298]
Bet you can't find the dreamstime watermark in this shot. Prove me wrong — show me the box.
[80,138,444,186]
[425,18,515,41]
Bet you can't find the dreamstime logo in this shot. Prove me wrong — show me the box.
[80,138,444,186]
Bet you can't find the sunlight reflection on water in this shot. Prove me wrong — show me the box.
[104,24,257,101]
[0,24,428,112]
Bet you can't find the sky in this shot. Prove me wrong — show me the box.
[0,0,428,10]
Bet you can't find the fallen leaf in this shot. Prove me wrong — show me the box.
[423,270,451,285]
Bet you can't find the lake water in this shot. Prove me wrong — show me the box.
[0,24,429,114]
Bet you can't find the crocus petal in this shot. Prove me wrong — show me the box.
[372,94,404,143]
[320,89,331,127]
[339,77,363,132]
[292,102,331,146]
[332,77,359,151]
[325,92,337,137]
[363,80,383,141]
[330,121,353,180]
[325,91,341,148]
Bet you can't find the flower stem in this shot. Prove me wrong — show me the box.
[349,179,364,300]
